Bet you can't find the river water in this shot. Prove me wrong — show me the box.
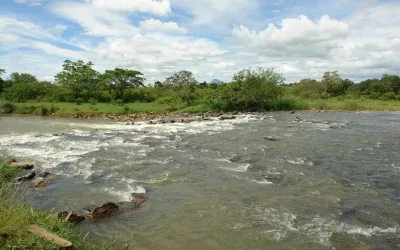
[1,112,400,250]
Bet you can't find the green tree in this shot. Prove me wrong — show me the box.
[55,60,100,100]
[9,72,38,84]
[102,68,145,100]
[0,69,5,93]
[293,78,324,98]
[164,70,198,105]
[164,70,198,87]
[219,67,284,110]
[322,71,343,97]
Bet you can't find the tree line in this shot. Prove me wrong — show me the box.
[0,60,399,112]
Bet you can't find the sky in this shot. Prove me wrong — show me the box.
[0,0,399,83]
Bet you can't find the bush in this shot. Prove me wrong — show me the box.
[88,98,98,105]
[75,98,84,105]
[39,105,49,116]
[123,105,130,114]
[343,100,362,111]
[0,101,15,114]
[380,92,396,101]
[114,99,124,106]
[315,100,328,110]
[49,105,59,114]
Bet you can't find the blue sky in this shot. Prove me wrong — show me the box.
[0,0,399,83]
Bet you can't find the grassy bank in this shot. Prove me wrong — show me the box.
[0,161,114,250]
[1,98,399,119]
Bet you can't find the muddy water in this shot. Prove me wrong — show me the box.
[1,112,400,249]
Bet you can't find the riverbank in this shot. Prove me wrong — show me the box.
[0,160,114,249]
[0,99,399,121]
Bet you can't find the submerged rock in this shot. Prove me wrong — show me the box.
[16,171,36,182]
[219,115,236,121]
[31,179,46,188]
[58,211,86,223]
[295,116,303,122]
[90,202,119,219]
[131,194,147,208]
[39,172,51,178]
[263,136,282,141]
[10,162,34,170]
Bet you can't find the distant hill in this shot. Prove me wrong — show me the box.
[210,79,223,84]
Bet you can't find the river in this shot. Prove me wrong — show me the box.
[1,112,400,250]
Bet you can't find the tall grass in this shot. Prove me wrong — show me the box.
[0,161,116,249]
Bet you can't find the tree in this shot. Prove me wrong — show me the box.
[322,71,343,97]
[9,72,38,84]
[55,60,100,100]
[293,78,324,98]
[0,69,5,93]
[164,70,198,105]
[219,67,284,110]
[164,70,198,87]
[102,68,145,100]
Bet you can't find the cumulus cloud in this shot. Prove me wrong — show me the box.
[84,0,171,16]
[139,19,187,34]
[233,15,349,57]
[14,0,43,6]
[50,1,138,37]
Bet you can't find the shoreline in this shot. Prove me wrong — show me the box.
[2,108,400,122]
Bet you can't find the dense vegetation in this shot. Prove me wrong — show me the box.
[0,160,117,249]
[1,61,399,116]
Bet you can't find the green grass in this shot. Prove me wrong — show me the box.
[8,99,400,118]
[0,161,116,249]
[306,98,400,111]
[13,102,173,116]
[180,103,220,113]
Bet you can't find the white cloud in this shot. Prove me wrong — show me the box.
[84,0,171,16]
[14,0,43,6]
[139,19,187,34]
[50,1,138,37]
[171,0,259,27]
[275,64,300,74]
[233,15,348,57]
[213,61,235,69]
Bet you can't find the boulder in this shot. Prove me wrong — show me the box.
[16,171,36,182]
[10,162,34,170]
[295,116,303,122]
[131,194,147,208]
[31,179,46,188]
[289,110,296,114]
[263,136,282,141]
[90,202,119,219]
[39,172,51,178]
[5,158,16,164]
[57,211,85,223]
[219,115,236,121]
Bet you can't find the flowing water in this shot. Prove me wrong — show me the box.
[1,112,400,250]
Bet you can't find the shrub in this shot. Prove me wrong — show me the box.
[88,98,98,105]
[123,105,130,114]
[49,105,59,114]
[0,101,15,114]
[315,99,328,110]
[115,99,124,106]
[39,105,49,116]
[343,100,362,111]
[75,98,84,105]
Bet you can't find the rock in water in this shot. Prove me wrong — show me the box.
[10,162,34,170]
[57,211,85,223]
[16,171,36,181]
[39,172,51,178]
[90,202,119,219]
[31,179,46,188]
[263,136,282,141]
[131,194,147,208]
